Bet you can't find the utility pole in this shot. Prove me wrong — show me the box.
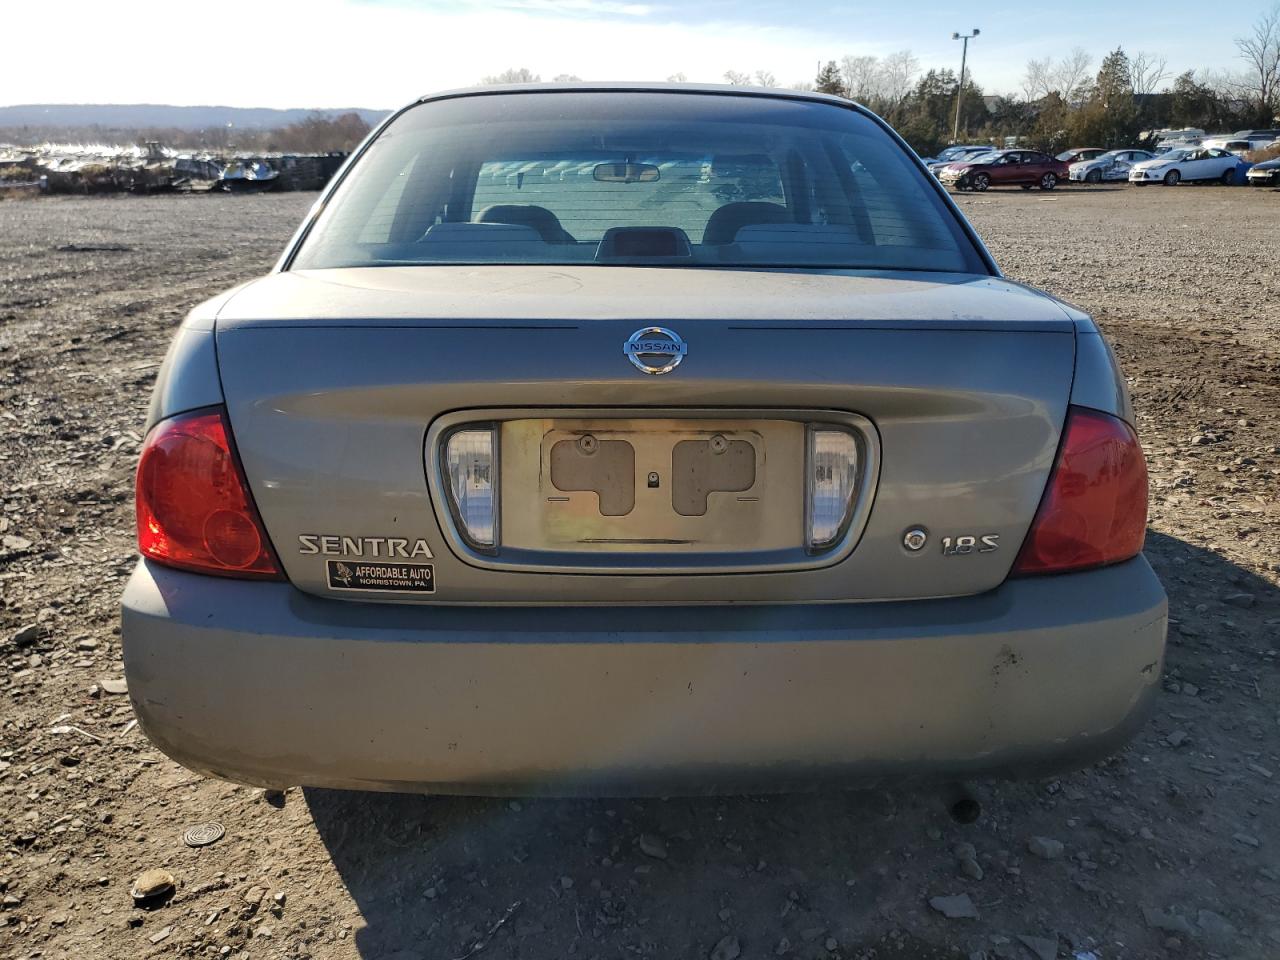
[951,29,980,143]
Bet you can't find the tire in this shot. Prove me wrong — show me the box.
[1163,170,1180,186]
[1040,172,1058,190]
[973,173,990,192]
[1221,168,1235,185]
[1085,169,1102,184]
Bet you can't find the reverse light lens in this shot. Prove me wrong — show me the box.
[1013,407,1148,576]
[135,408,281,578]
[806,427,860,551]
[444,427,499,550]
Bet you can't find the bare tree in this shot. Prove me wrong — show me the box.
[1021,57,1052,101]
[1201,67,1245,99]
[553,73,582,82]
[723,70,752,86]
[1130,51,1170,97]
[841,55,881,101]
[1234,3,1280,111]
[481,67,541,84]
[1051,47,1093,102]
[754,70,777,88]
[667,72,688,83]
[880,50,920,108]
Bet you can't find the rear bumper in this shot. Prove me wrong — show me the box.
[121,557,1166,795]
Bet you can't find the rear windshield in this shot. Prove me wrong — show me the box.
[291,91,987,273]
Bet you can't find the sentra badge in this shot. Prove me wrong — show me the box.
[298,535,433,559]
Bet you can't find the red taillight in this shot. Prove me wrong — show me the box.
[135,407,281,579]
[1013,406,1148,576]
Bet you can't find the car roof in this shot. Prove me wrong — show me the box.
[388,84,896,161]
[386,84,894,157]
[393,84,885,144]
[413,81,861,111]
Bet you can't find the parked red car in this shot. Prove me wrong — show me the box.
[938,149,1071,191]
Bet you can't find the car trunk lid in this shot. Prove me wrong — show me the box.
[215,266,1076,604]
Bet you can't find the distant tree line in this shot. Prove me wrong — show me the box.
[12,6,1278,161]
[799,6,1279,154]
[1,111,371,154]
[483,4,1280,156]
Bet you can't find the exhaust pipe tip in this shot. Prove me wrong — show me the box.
[943,782,981,824]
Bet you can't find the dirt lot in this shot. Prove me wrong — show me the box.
[1,185,1278,960]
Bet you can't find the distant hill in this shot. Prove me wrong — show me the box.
[0,103,390,131]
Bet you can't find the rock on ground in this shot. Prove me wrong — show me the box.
[929,894,979,919]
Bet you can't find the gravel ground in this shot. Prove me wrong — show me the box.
[1,186,1278,960]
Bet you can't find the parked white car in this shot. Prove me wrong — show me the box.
[1150,127,1205,148]
[1069,149,1155,183]
[1154,138,1203,153]
[1203,137,1275,156]
[1128,148,1242,186]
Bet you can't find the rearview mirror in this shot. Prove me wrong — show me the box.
[593,162,660,183]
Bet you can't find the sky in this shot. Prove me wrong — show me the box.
[2,0,1258,110]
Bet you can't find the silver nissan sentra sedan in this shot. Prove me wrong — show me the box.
[121,84,1166,797]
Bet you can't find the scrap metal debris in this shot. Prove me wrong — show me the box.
[0,141,347,195]
[48,723,103,743]
[182,822,226,848]
[452,900,522,960]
